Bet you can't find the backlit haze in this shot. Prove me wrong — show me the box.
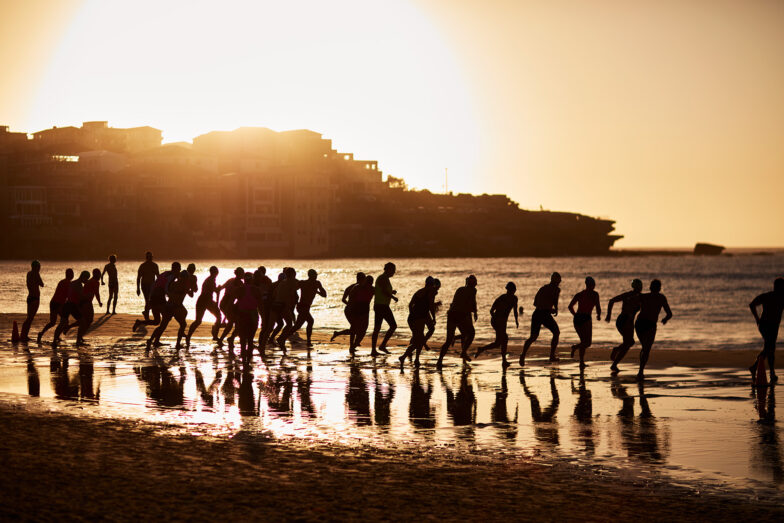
[1,0,783,248]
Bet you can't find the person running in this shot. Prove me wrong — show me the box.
[185,266,221,346]
[101,254,119,315]
[273,267,300,350]
[331,272,366,345]
[146,271,190,350]
[53,271,90,347]
[254,266,274,348]
[216,267,244,346]
[20,260,44,342]
[348,275,375,355]
[134,262,180,331]
[568,276,601,368]
[475,282,521,369]
[261,272,287,348]
[79,269,103,333]
[520,272,562,366]
[371,262,398,357]
[635,279,673,380]
[292,269,327,347]
[399,277,436,368]
[185,263,198,296]
[605,278,643,374]
[232,273,263,361]
[421,278,442,352]
[37,268,74,344]
[436,275,478,369]
[137,251,159,321]
[749,278,784,384]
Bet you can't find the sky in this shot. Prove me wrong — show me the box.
[1,0,782,248]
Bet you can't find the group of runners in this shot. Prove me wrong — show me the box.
[21,256,120,347]
[17,255,784,383]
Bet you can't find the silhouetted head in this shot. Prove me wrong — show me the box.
[277,273,285,281]
[234,267,245,278]
[285,267,296,279]
[550,272,561,285]
[65,268,74,280]
[631,278,643,292]
[356,272,365,284]
[506,281,517,294]
[425,276,435,287]
[79,271,90,283]
[585,276,595,290]
[257,266,266,275]
[109,254,117,263]
[244,273,253,284]
[774,277,784,294]
[171,262,181,273]
[308,269,317,279]
[186,263,196,275]
[650,279,662,293]
[466,275,477,288]
[433,278,441,290]
[365,275,374,286]
[209,266,219,276]
[384,262,396,276]
[92,268,101,279]
[145,251,153,261]
[31,260,40,271]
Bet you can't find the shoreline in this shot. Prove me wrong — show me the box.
[1,402,782,521]
[0,312,767,371]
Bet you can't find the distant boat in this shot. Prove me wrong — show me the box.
[694,242,725,256]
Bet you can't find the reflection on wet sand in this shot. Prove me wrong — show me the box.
[491,370,517,443]
[753,386,783,485]
[26,352,39,397]
[409,368,435,431]
[347,360,371,425]
[571,369,594,456]
[2,340,783,495]
[611,376,669,464]
[373,365,394,429]
[135,350,185,408]
[442,367,477,443]
[521,369,560,448]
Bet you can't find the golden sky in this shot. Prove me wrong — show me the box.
[1,0,783,247]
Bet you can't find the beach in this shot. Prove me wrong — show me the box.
[1,311,783,520]
[2,402,783,522]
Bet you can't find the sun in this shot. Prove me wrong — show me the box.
[26,0,480,194]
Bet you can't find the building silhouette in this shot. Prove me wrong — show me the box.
[0,122,621,258]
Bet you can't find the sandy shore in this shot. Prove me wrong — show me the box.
[1,403,782,522]
[1,312,766,370]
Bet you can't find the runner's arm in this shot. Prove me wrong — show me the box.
[595,293,602,320]
[661,296,673,325]
[568,294,578,316]
[749,295,762,324]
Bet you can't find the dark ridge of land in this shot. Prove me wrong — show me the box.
[1,404,783,522]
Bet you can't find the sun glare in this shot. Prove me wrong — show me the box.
[26,0,480,193]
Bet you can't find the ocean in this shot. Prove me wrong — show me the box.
[2,254,782,351]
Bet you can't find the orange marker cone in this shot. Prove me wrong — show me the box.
[756,354,768,388]
[11,321,19,343]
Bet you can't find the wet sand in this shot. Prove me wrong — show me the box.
[2,404,783,522]
[2,312,783,520]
